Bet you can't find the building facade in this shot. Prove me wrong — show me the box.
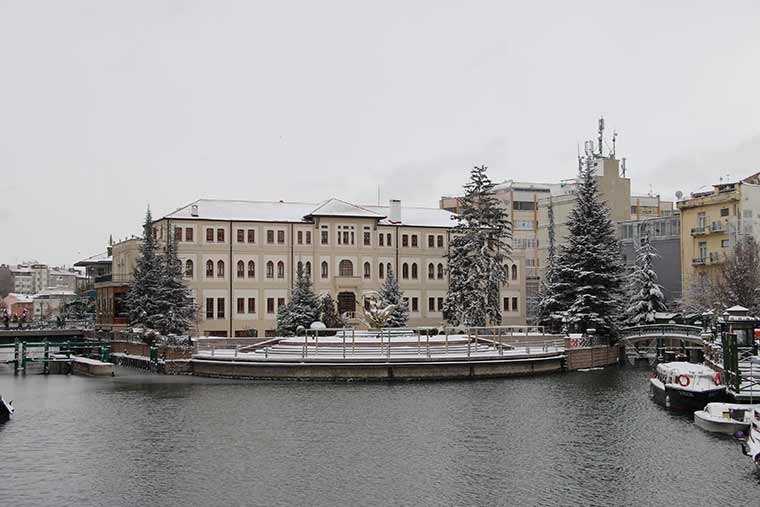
[676,173,760,300]
[618,214,682,304]
[107,198,527,337]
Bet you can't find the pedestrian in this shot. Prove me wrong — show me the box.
[2,310,9,329]
[20,308,27,329]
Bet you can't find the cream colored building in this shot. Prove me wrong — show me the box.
[537,155,632,273]
[105,198,527,337]
[677,173,760,299]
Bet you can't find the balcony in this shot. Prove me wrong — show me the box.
[692,257,706,266]
[708,252,723,264]
[709,222,725,233]
[691,226,707,236]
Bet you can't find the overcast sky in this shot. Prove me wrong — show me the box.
[1,1,759,266]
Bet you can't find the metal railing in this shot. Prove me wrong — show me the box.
[619,324,705,340]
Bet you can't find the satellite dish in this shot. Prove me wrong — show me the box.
[675,190,684,200]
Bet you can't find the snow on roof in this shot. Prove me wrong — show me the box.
[74,251,112,267]
[727,305,749,312]
[307,198,386,219]
[162,198,455,228]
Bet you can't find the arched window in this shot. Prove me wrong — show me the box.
[402,263,409,279]
[247,260,255,278]
[511,264,518,280]
[387,263,392,278]
[217,260,225,278]
[305,261,311,279]
[411,263,418,279]
[266,261,274,279]
[379,262,384,279]
[363,262,371,279]
[237,260,244,278]
[339,259,353,277]
[206,260,214,277]
[277,261,285,279]
[321,261,328,278]
[428,263,435,280]
[297,261,304,274]
[185,259,193,277]
[437,263,444,280]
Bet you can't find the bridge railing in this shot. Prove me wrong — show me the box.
[619,324,705,340]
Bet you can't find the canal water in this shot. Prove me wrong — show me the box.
[1,364,759,506]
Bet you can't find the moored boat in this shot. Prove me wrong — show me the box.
[739,411,760,468]
[0,395,14,423]
[650,362,726,410]
[694,403,757,435]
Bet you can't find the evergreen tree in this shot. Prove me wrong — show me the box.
[277,262,321,336]
[536,197,564,330]
[319,293,344,329]
[443,165,512,327]
[125,207,164,331]
[154,234,196,335]
[623,233,667,325]
[553,158,624,336]
[377,267,408,327]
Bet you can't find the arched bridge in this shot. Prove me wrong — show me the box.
[619,324,707,346]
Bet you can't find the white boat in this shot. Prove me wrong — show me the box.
[0,395,13,423]
[649,362,726,410]
[694,403,757,435]
[739,412,760,468]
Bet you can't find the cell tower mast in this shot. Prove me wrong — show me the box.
[597,116,605,158]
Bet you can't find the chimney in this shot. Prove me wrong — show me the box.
[389,199,401,223]
[191,204,199,217]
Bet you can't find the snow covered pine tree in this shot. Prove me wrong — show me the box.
[377,267,408,327]
[536,197,563,332]
[277,262,321,336]
[623,231,667,326]
[553,159,624,336]
[155,232,196,336]
[443,165,512,327]
[125,207,164,332]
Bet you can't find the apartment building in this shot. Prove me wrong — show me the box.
[537,155,632,275]
[104,198,527,336]
[630,193,675,219]
[618,214,682,303]
[676,173,760,298]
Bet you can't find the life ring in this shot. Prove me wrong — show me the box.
[714,371,722,385]
[677,375,690,387]
[652,371,658,379]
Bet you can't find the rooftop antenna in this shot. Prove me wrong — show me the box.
[597,116,605,158]
[611,130,618,158]
[621,157,627,177]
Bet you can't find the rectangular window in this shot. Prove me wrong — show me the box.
[379,234,384,246]
[387,233,392,246]
[631,206,638,214]
[206,228,214,242]
[217,298,225,319]
[437,297,443,311]
[277,297,285,309]
[247,229,255,243]
[267,230,274,244]
[237,230,244,243]
[722,239,729,248]
[206,298,214,319]
[428,236,435,248]
[512,297,518,312]
[364,231,371,246]
[175,227,182,242]
[321,230,328,245]
[428,297,435,311]
[267,298,275,313]
[217,228,225,242]
[402,234,409,247]
[297,231,303,244]
[513,201,536,211]
[248,297,256,313]
[503,298,509,311]
[277,230,285,244]
[306,231,312,244]
[237,298,245,314]
[437,236,443,248]
[411,235,418,248]
[721,208,729,217]
[412,297,418,312]
[186,228,193,242]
